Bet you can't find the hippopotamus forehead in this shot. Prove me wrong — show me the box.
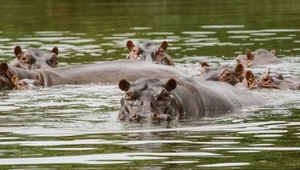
[24,49,45,57]
[139,42,158,52]
[130,78,165,91]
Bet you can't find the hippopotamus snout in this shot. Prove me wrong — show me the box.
[152,113,172,122]
[126,111,172,123]
[120,99,164,122]
[118,78,179,123]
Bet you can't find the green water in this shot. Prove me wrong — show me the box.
[0,0,300,169]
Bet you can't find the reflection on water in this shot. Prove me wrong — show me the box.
[0,0,300,169]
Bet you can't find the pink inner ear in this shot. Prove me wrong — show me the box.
[245,70,253,80]
[235,64,244,76]
[35,75,39,81]
[11,75,19,84]
[126,41,134,50]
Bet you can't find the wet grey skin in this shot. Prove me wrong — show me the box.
[118,77,266,123]
[200,63,244,86]
[12,76,41,90]
[238,70,300,90]
[236,49,282,66]
[9,45,59,70]
[17,78,41,90]
[126,41,174,66]
[0,60,188,90]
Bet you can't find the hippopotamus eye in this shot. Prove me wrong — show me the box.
[21,57,27,62]
[157,91,170,102]
[126,92,138,100]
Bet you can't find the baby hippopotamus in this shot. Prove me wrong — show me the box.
[11,75,41,90]
[236,70,300,90]
[118,77,265,123]
[10,45,59,70]
[126,40,175,66]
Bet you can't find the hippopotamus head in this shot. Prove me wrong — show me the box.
[236,49,278,66]
[13,46,59,70]
[11,75,41,90]
[118,78,179,123]
[200,62,244,86]
[244,70,280,89]
[126,41,174,66]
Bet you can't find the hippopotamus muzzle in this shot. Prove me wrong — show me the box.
[118,78,179,123]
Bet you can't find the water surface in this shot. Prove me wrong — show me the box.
[0,0,300,169]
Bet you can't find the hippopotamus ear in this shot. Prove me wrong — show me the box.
[201,62,209,68]
[126,41,135,50]
[200,62,209,76]
[0,63,8,74]
[245,70,254,81]
[11,75,19,85]
[235,64,244,77]
[35,75,40,81]
[119,79,131,91]
[52,47,59,55]
[276,73,284,80]
[160,41,168,51]
[14,46,23,58]
[165,78,177,91]
[246,49,254,61]
[270,49,276,55]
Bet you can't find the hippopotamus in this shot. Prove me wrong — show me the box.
[9,46,59,70]
[11,75,41,90]
[126,40,175,66]
[236,49,282,67]
[236,70,300,90]
[0,60,188,90]
[200,62,244,86]
[118,77,265,123]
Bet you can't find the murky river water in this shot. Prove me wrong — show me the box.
[0,1,300,169]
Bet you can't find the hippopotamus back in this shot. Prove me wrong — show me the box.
[1,60,188,90]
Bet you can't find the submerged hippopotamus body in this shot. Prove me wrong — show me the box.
[200,62,244,86]
[118,77,265,123]
[9,46,59,70]
[236,70,300,90]
[0,60,188,90]
[236,49,282,66]
[126,40,175,66]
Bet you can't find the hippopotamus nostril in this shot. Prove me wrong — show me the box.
[131,113,138,119]
[152,113,159,119]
